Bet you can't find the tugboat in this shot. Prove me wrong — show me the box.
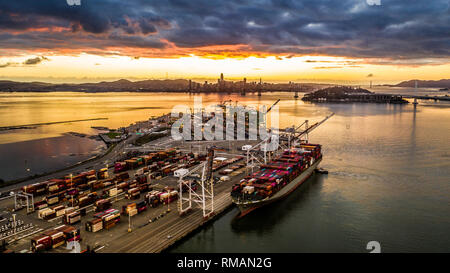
[315,167,328,174]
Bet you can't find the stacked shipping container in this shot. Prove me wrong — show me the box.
[231,144,321,201]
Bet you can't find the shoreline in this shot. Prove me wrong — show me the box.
[0,90,306,94]
[0,142,116,189]
[0,112,163,191]
[0,117,108,131]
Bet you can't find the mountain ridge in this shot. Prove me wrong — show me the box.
[390,79,450,88]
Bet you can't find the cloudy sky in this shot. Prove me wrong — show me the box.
[0,0,449,83]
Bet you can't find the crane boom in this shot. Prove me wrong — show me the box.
[204,145,228,183]
[294,113,334,138]
[267,99,280,113]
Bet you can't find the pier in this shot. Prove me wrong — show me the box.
[0,138,255,253]
[103,177,236,253]
[0,118,108,131]
[402,94,450,102]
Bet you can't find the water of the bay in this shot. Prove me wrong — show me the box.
[0,89,449,252]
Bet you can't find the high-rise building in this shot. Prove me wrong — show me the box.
[220,73,224,81]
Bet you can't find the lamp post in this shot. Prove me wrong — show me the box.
[70,174,74,207]
[115,180,118,202]
[128,213,131,233]
[72,230,79,253]
[167,191,171,213]
[12,214,16,241]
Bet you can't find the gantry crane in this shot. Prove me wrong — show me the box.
[280,112,335,146]
[175,146,226,218]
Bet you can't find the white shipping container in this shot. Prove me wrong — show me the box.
[109,188,118,196]
[48,185,59,192]
[169,191,178,197]
[54,206,66,217]
[104,213,119,222]
[38,208,54,219]
[129,208,138,217]
[243,186,255,194]
[92,222,103,232]
[47,197,58,205]
[220,176,230,181]
[69,215,80,224]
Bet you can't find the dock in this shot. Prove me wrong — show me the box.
[0,118,108,131]
[0,137,253,253]
[104,186,234,253]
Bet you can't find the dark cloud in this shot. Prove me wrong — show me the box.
[0,0,448,62]
[23,56,48,65]
[314,66,343,69]
[367,73,374,77]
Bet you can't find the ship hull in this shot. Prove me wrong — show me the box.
[233,156,322,218]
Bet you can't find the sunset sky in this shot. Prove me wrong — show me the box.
[0,0,449,84]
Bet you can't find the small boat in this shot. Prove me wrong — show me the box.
[315,168,328,174]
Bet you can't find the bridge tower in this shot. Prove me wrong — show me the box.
[413,80,418,105]
[294,83,299,99]
[257,78,262,96]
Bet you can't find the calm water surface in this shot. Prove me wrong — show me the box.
[170,98,450,252]
[0,91,449,252]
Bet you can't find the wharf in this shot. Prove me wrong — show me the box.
[0,138,253,253]
[0,118,108,131]
[103,180,236,253]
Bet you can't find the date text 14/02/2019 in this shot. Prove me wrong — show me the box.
[177,257,272,270]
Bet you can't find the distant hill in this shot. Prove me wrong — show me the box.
[392,79,450,88]
[0,78,318,93]
[0,79,191,92]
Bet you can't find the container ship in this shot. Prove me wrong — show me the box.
[230,143,322,217]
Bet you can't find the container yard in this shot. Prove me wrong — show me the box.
[0,137,260,253]
[0,110,332,253]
